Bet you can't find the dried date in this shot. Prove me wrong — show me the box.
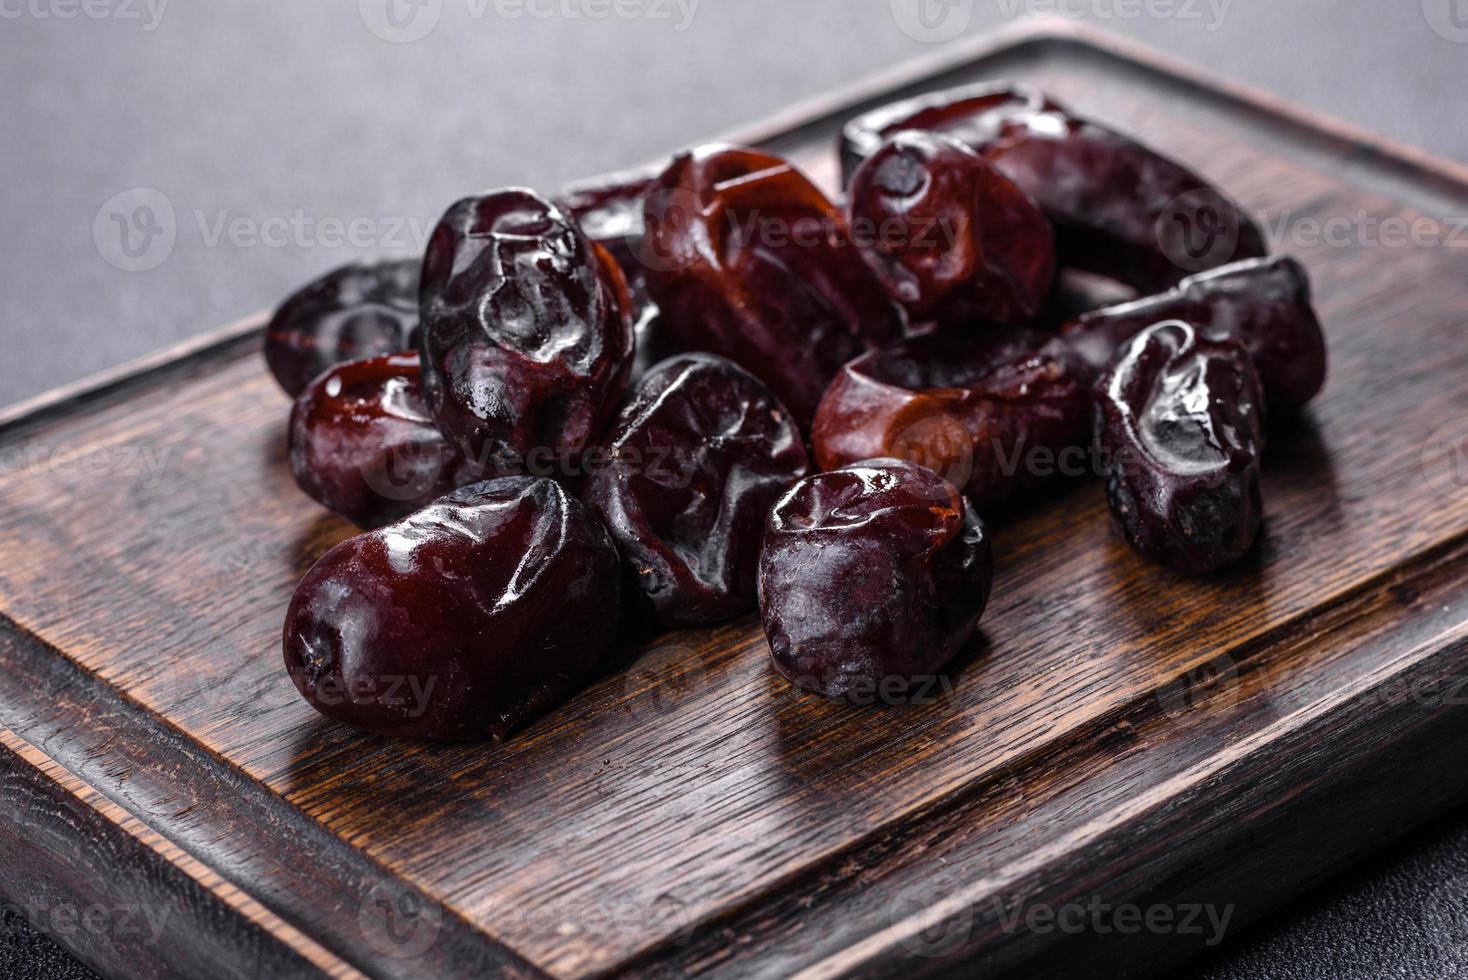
[264,257,420,396]
[841,82,1267,293]
[759,459,992,699]
[642,144,906,427]
[847,131,1055,326]
[1095,320,1265,574]
[419,188,634,473]
[282,477,621,740]
[1063,256,1326,410]
[583,353,809,627]
[811,330,1093,507]
[288,352,473,529]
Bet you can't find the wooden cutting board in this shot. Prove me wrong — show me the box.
[4,20,1468,980]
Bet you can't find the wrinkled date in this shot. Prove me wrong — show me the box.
[841,82,1268,293]
[419,188,634,472]
[583,353,810,627]
[283,477,621,740]
[264,257,420,397]
[847,131,1055,326]
[1096,321,1265,575]
[759,459,992,699]
[288,352,472,529]
[1063,256,1327,411]
[811,330,1093,507]
[642,144,906,427]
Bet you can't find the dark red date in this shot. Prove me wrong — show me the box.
[811,330,1093,507]
[419,188,634,473]
[1063,255,1326,411]
[282,477,621,740]
[759,459,992,699]
[847,131,1055,326]
[642,144,906,427]
[1096,320,1265,575]
[841,82,1268,293]
[264,257,420,397]
[288,352,472,529]
[583,353,809,627]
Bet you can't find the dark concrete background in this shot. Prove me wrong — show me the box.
[2,1,1466,976]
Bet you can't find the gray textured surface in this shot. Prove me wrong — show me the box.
[1,1,1466,977]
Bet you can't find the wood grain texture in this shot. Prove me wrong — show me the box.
[3,21,1468,979]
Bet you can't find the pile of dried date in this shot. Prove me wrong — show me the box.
[271,81,1326,740]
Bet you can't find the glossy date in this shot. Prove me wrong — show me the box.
[264,257,420,397]
[811,330,1093,507]
[642,144,906,427]
[847,131,1055,326]
[282,477,621,740]
[1096,320,1265,575]
[1063,255,1326,410]
[583,353,809,627]
[841,82,1268,293]
[759,459,992,699]
[419,188,634,473]
[288,352,472,528]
